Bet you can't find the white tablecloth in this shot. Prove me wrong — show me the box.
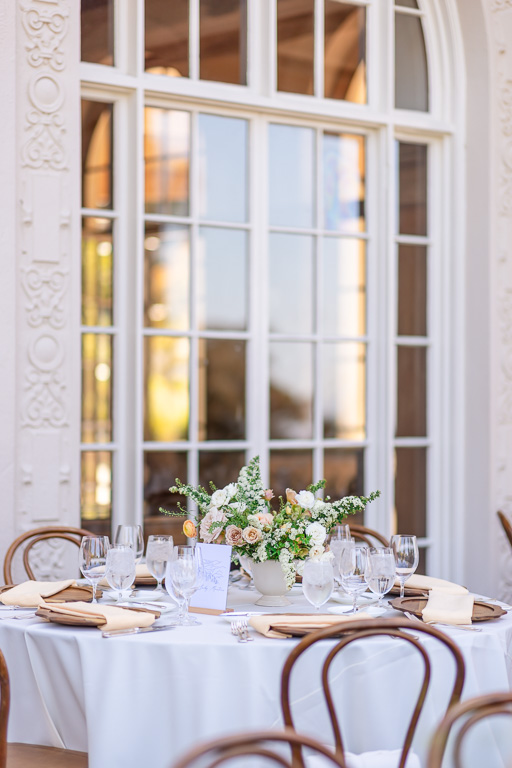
[1,585,512,768]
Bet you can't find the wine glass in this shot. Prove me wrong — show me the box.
[238,554,255,590]
[328,523,351,544]
[145,535,174,594]
[79,536,110,603]
[340,546,368,613]
[105,545,136,601]
[391,535,419,598]
[365,547,396,607]
[302,560,334,611]
[165,545,204,626]
[329,537,355,592]
[114,525,144,564]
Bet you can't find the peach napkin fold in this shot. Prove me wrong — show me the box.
[99,563,153,587]
[421,588,474,626]
[0,580,77,607]
[249,612,372,639]
[394,574,467,594]
[38,600,156,632]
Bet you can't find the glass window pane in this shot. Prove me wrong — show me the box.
[198,339,246,440]
[144,337,190,441]
[323,238,366,337]
[396,346,427,437]
[395,448,426,537]
[323,343,366,439]
[323,132,365,233]
[269,124,314,228]
[199,451,246,490]
[81,0,113,66]
[198,114,248,223]
[398,142,427,236]
[198,228,247,331]
[323,448,365,524]
[200,0,247,85]
[277,0,314,95]
[81,334,113,443]
[144,224,190,330]
[395,13,428,111]
[269,234,314,335]
[270,342,313,439]
[144,451,189,543]
[270,450,313,501]
[82,100,113,210]
[82,218,113,327]
[324,2,366,104]
[145,0,189,77]
[398,245,427,336]
[145,108,190,216]
[81,451,112,529]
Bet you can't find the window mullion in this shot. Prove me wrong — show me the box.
[314,0,324,99]
[189,0,199,81]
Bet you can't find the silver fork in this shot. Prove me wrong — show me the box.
[404,610,481,632]
[238,618,253,642]
[231,620,246,642]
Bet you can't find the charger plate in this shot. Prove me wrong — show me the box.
[35,604,161,627]
[0,584,101,603]
[388,586,429,597]
[391,596,506,622]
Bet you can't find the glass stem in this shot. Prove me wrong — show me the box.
[400,578,405,598]
[92,583,97,604]
[352,595,357,613]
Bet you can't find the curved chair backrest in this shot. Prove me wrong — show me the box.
[171,728,346,768]
[427,691,512,768]
[281,617,466,768]
[0,647,9,768]
[497,511,512,550]
[348,524,389,547]
[3,526,95,584]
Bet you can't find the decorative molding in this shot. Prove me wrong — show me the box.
[491,0,512,10]
[21,265,67,327]
[21,0,68,71]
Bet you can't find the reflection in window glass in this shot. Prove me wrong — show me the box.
[198,114,248,223]
[269,124,315,228]
[144,452,188,542]
[398,142,427,236]
[199,451,247,491]
[270,450,313,501]
[323,239,366,337]
[81,334,113,443]
[395,13,429,111]
[398,245,427,336]
[323,132,365,233]
[81,0,114,66]
[269,234,314,335]
[324,2,366,103]
[144,224,190,331]
[82,218,113,327]
[395,0,419,6]
[323,343,366,440]
[200,0,247,85]
[82,100,113,210]
[324,448,365,523]
[270,342,313,440]
[144,337,190,441]
[198,339,246,440]
[145,108,190,216]
[145,0,189,77]
[277,0,314,95]
[81,451,112,525]
[197,228,247,331]
[396,346,427,437]
[395,448,426,537]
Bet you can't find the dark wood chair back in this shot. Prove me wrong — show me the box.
[348,523,389,547]
[3,526,95,585]
[281,617,466,768]
[427,691,512,768]
[497,511,512,550]
[171,728,346,768]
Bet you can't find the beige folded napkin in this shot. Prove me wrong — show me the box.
[39,600,156,632]
[421,588,474,625]
[99,563,153,588]
[394,574,467,594]
[1,580,77,607]
[249,612,372,639]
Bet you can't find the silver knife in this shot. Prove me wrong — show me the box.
[102,624,176,638]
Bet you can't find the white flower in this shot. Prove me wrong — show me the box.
[199,508,227,543]
[296,490,315,509]
[211,489,227,507]
[279,548,291,563]
[224,483,238,500]
[309,544,324,559]
[256,542,268,561]
[306,521,327,546]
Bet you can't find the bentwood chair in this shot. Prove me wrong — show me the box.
[0,645,87,767]
[171,728,346,768]
[348,524,389,548]
[497,511,512,551]
[427,691,512,768]
[3,526,95,585]
[281,617,466,768]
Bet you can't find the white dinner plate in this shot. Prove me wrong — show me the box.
[329,592,379,607]
[328,605,388,617]
[219,611,261,622]
[115,600,177,614]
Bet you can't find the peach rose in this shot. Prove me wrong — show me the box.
[262,489,274,501]
[286,488,298,505]
[200,508,227,543]
[183,520,197,538]
[225,525,243,546]
[255,512,274,527]
[242,526,262,544]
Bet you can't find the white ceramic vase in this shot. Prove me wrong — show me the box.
[250,559,292,606]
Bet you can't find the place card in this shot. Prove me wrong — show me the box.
[189,543,232,612]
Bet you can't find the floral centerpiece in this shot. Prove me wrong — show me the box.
[161,456,380,589]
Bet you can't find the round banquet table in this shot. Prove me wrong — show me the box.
[1,584,512,768]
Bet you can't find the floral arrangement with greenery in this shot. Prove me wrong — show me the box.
[161,456,380,588]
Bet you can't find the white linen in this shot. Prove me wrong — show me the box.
[307,751,421,768]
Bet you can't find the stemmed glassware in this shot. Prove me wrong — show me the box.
[79,536,110,603]
[329,537,355,593]
[145,535,174,594]
[365,547,396,607]
[105,545,136,601]
[391,535,419,598]
[114,525,144,564]
[302,560,334,611]
[165,545,204,626]
[339,546,368,613]
[327,523,351,544]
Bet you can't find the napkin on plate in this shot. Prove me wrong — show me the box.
[395,574,467,594]
[249,612,372,639]
[0,580,77,607]
[38,600,156,632]
[421,588,474,625]
[99,564,153,587]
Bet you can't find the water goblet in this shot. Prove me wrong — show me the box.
[391,535,419,598]
[79,536,110,603]
[328,523,351,544]
[329,537,355,592]
[105,545,136,601]
[165,545,204,626]
[145,535,174,594]
[302,560,334,611]
[114,525,144,564]
[365,547,396,607]
[340,546,368,613]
